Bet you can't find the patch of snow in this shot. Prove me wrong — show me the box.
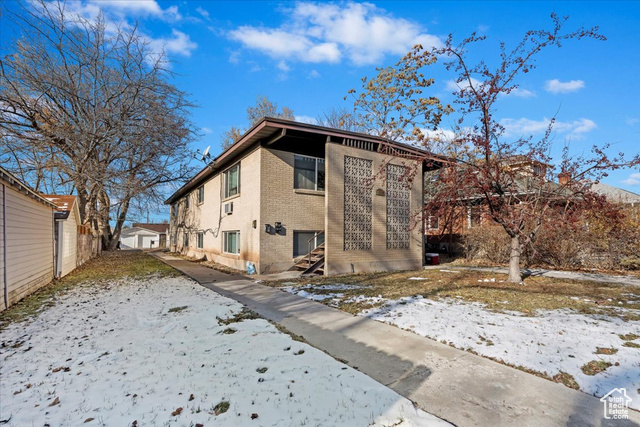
[0,277,449,426]
[408,277,429,281]
[361,296,640,410]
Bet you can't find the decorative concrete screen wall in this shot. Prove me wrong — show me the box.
[324,143,423,275]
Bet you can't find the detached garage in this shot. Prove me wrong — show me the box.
[1,167,56,311]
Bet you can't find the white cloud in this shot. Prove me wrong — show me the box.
[308,70,321,79]
[477,24,490,32]
[295,115,318,124]
[41,1,194,58]
[622,173,640,186]
[90,0,162,16]
[201,127,212,134]
[195,6,210,20]
[626,117,639,126]
[445,77,482,92]
[229,2,441,66]
[500,117,597,138]
[505,87,536,98]
[277,60,290,72]
[149,30,197,57]
[544,79,585,94]
[423,128,456,142]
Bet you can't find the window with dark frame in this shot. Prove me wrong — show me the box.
[197,186,204,204]
[183,232,189,247]
[197,232,203,249]
[224,164,240,199]
[294,155,325,191]
[293,231,324,257]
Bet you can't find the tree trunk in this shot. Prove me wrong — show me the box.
[508,235,522,283]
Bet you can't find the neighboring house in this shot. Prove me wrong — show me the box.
[0,167,56,311]
[120,223,169,249]
[590,182,640,207]
[43,195,81,278]
[166,117,441,275]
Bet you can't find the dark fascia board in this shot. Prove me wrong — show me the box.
[0,166,58,209]
[164,117,449,204]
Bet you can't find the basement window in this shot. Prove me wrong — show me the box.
[294,155,324,191]
[223,231,240,254]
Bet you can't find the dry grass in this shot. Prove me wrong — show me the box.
[0,250,180,330]
[581,360,612,376]
[267,268,640,320]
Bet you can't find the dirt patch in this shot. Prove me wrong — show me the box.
[581,360,612,376]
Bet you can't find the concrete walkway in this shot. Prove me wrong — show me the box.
[433,265,640,287]
[152,253,639,427]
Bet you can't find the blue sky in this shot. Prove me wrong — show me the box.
[2,1,639,192]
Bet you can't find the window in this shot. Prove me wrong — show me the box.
[183,232,189,247]
[428,216,439,230]
[197,186,204,204]
[197,232,203,249]
[293,231,324,257]
[171,204,176,218]
[294,155,324,191]
[468,206,482,228]
[184,195,190,210]
[223,231,240,254]
[224,164,240,199]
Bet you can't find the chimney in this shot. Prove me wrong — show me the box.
[558,172,570,185]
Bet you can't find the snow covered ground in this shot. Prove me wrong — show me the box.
[283,285,640,410]
[0,276,450,426]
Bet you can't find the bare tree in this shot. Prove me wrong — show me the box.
[315,107,367,133]
[220,95,294,150]
[0,0,197,249]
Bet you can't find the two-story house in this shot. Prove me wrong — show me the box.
[165,117,443,275]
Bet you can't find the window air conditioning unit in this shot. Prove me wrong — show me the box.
[224,202,233,215]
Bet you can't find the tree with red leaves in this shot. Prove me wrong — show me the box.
[427,13,639,282]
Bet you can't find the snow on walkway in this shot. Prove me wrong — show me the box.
[0,276,449,427]
[282,287,640,410]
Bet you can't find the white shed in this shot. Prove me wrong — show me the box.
[44,195,81,278]
[120,223,168,249]
[1,167,56,311]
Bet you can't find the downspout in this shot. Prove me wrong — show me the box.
[2,184,7,309]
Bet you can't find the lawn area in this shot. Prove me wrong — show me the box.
[267,268,640,409]
[268,268,640,320]
[0,250,180,331]
[0,251,448,426]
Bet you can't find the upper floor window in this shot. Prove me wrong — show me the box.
[197,232,204,249]
[197,186,204,204]
[294,155,324,191]
[224,163,240,199]
[184,195,190,210]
